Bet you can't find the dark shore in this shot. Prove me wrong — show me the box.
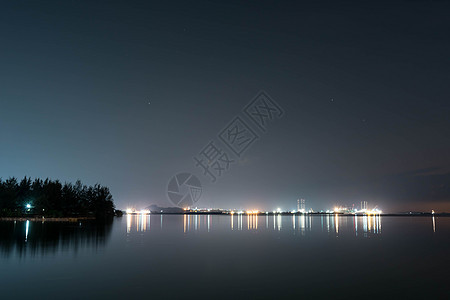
[0,216,97,222]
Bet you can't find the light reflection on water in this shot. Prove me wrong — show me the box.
[125,214,384,236]
[432,215,436,232]
[0,214,390,260]
[1,215,449,299]
[0,220,113,257]
[1,214,439,257]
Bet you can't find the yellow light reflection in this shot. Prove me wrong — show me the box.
[126,213,151,233]
[127,214,132,233]
[231,214,234,230]
[247,214,258,230]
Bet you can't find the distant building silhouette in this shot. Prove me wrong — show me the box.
[297,198,306,212]
[361,201,368,210]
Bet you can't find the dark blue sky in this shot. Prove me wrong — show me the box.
[1,0,449,212]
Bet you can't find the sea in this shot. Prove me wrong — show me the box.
[1,214,449,299]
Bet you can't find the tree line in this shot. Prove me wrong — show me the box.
[0,177,116,218]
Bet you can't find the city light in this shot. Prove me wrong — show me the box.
[125,208,150,214]
[366,209,382,215]
[121,202,383,216]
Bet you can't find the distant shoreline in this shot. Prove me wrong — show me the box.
[3,212,447,222]
[127,212,450,217]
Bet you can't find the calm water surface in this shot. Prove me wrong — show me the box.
[1,215,449,299]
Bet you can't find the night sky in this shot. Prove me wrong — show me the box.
[1,0,449,212]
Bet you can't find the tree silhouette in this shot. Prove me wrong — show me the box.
[0,177,115,218]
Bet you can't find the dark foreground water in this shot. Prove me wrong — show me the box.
[1,215,449,299]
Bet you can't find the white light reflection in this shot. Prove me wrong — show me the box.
[126,214,389,236]
[172,215,222,233]
[140,214,145,232]
[375,215,381,234]
[355,215,381,237]
[326,215,330,233]
[300,215,305,235]
[195,215,199,231]
[375,215,378,233]
[126,214,151,233]
[273,214,276,230]
[127,214,132,233]
[292,215,296,230]
[330,214,334,233]
[239,214,243,230]
[25,220,29,242]
[207,215,211,232]
[277,214,282,231]
[363,215,368,237]
[335,214,339,235]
